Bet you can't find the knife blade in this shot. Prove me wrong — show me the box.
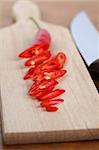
[70,11,99,77]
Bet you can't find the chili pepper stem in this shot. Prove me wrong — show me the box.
[30,17,41,30]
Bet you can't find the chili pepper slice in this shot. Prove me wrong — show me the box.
[40,89,65,101]
[33,69,67,82]
[33,74,43,82]
[24,55,58,80]
[34,91,48,100]
[44,69,67,79]
[32,84,60,100]
[33,52,66,76]
[33,57,59,76]
[29,79,58,96]
[33,83,58,100]
[33,82,57,96]
[24,68,34,80]
[56,52,67,69]
[40,57,58,71]
[19,29,51,58]
[19,44,44,58]
[40,99,64,107]
[28,81,40,93]
[24,52,67,80]
[25,51,51,67]
[46,106,58,112]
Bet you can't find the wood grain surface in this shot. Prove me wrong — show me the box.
[0,0,99,149]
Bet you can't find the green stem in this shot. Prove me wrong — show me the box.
[30,17,41,30]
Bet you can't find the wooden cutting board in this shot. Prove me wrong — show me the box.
[0,0,99,145]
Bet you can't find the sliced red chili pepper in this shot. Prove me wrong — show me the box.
[44,69,67,80]
[33,83,58,100]
[40,99,64,107]
[25,51,51,67]
[33,82,57,96]
[29,79,58,96]
[24,53,59,80]
[33,69,67,82]
[18,27,67,112]
[24,68,34,80]
[32,84,60,100]
[19,44,44,58]
[41,57,58,71]
[34,91,48,100]
[33,57,59,76]
[19,29,51,58]
[40,89,65,101]
[33,52,66,76]
[56,52,66,69]
[33,74,44,82]
[28,81,40,94]
[46,106,58,112]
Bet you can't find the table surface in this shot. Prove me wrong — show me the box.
[0,0,99,149]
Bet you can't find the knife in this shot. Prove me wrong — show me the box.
[71,11,99,77]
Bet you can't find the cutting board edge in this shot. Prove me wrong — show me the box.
[2,128,99,145]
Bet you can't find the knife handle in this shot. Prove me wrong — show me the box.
[88,59,99,92]
[89,59,99,78]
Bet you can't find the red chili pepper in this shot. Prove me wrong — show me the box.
[44,69,67,79]
[29,79,58,96]
[35,29,51,49]
[24,68,34,80]
[33,69,67,82]
[25,51,51,67]
[33,74,44,82]
[34,91,48,100]
[34,85,59,100]
[40,99,64,107]
[24,53,59,81]
[32,58,58,77]
[56,52,67,69]
[34,58,58,75]
[33,82,58,97]
[41,58,58,70]
[28,81,40,93]
[19,29,51,58]
[24,52,67,80]
[33,52,66,76]
[18,27,67,112]
[46,106,58,112]
[40,89,65,101]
